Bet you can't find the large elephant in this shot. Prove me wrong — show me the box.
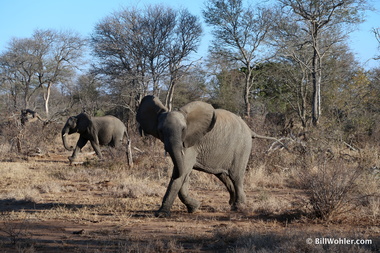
[62,113,129,164]
[136,95,255,217]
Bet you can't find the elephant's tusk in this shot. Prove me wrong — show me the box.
[62,133,67,137]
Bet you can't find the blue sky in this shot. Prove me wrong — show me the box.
[0,0,379,69]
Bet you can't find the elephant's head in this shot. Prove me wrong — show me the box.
[136,95,216,162]
[136,95,168,139]
[62,113,91,151]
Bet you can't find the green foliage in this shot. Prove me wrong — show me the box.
[0,1,377,139]
[323,66,380,145]
[208,68,245,114]
[251,62,294,114]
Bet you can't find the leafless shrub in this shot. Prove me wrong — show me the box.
[299,155,364,220]
[0,213,32,246]
[0,116,23,156]
[357,144,380,170]
[355,169,380,222]
[0,116,61,158]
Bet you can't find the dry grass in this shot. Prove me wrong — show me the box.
[0,156,379,252]
[213,226,378,253]
[0,126,379,252]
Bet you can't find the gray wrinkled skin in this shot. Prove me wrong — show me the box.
[137,96,253,217]
[62,113,128,164]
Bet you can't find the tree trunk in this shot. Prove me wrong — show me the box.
[299,72,308,128]
[312,72,321,126]
[126,138,133,168]
[165,80,175,112]
[44,83,52,118]
[311,24,321,127]
[23,86,29,109]
[244,72,251,118]
[312,47,321,126]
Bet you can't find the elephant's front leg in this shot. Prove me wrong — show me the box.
[156,173,189,217]
[69,137,88,164]
[90,141,103,159]
[178,174,201,213]
[156,149,197,217]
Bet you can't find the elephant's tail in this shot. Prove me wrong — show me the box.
[251,130,278,141]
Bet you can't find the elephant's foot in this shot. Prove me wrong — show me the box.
[155,208,171,218]
[231,202,246,212]
[186,200,201,213]
[68,156,76,165]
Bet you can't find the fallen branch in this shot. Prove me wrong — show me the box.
[265,134,307,154]
[343,141,359,151]
[251,131,278,141]
[133,147,144,153]
[251,130,292,152]
[267,137,293,153]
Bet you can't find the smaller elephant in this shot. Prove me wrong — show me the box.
[62,113,130,164]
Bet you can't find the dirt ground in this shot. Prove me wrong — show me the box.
[0,152,379,252]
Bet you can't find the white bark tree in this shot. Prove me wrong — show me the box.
[203,0,272,117]
[34,29,85,117]
[277,0,368,126]
[0,29,85,117]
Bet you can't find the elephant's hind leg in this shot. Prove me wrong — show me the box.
[216,173,236,206]
[90,141,103,159]
[231,175,246,211]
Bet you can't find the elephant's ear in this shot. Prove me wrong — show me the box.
[180,101,216,148]
[76,113,92,133]
[136,95,168,139]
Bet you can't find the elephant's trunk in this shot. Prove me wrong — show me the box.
[62,127,73,151]
[164,137,185,177]
[160,142,184,200]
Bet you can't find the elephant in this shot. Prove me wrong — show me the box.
[62,112,130,164]
[136,95,257,217]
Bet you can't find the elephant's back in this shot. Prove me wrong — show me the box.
[196,109,252,172]
[95,116,125,128]
[93,116,126,145]
[213,109,252,150]
[214,109,251,136]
